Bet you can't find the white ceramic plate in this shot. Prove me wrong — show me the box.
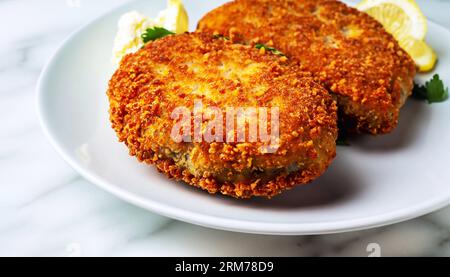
[37,0,450,235]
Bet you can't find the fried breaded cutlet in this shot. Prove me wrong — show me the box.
[108,32,337,198]
[197,0,416,135]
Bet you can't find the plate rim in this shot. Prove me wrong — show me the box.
[36,0,450,235]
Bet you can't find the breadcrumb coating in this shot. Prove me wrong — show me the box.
[107,32,337,198]
[197,0,416,134]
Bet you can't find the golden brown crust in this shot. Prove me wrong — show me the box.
[197,0,416,134]
[107,32,338,198]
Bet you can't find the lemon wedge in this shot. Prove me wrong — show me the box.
[357,0,436,72]
[357,0,427,40]
[156,0,189,34]
[399,36,437,72]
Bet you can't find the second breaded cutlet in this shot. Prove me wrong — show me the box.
[197,0,416,135]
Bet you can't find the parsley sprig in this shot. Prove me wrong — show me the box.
[141,27,175,44]
[413,74,448,103]
[255,43,286,57]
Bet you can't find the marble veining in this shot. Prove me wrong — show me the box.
[0,0,449,257]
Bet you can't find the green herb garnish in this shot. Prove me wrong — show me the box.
[212,34,230,41]
[141,27,175,43]
[412,74,448,103]
[255,43,286,57]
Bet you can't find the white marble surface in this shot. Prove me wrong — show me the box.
[1,0,450,257]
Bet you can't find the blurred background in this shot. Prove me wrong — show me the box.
[0,0,449,257]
